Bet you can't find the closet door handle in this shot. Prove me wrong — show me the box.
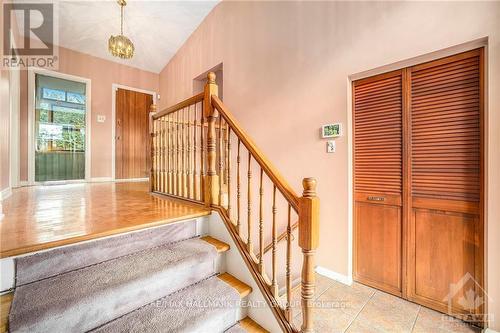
[367,196,385,202]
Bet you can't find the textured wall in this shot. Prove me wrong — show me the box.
[158,1,500,329]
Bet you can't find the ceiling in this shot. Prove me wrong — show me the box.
[15,1,219,73]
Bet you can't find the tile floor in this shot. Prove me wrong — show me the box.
[286,274,481,333]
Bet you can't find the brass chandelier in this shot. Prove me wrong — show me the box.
[108,0,134,59]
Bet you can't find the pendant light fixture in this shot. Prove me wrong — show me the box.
[108,0,134,59]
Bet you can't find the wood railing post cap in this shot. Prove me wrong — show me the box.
[207,71,216,83]
[302,178,317,197]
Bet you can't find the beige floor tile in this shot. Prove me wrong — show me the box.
[291,282,375,333]
[315,273,337,297]
[321,282,375,317]
[412,307,481,333]
[293,306,354,333]
[348,291,420,333]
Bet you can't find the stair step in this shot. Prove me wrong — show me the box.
[15,220,197,286]
[91,275,245,333]
[218,273,252,298]
[201,235,230,253]
[225,317,269,333]
[9,238,218,333]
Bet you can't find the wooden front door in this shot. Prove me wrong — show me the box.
[353,49,484,320]
[115,88,153,179]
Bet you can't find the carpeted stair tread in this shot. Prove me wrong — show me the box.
[15,220,197,286]
[91,275,242,333]
[225,317,268,333]
[9,238,217,333]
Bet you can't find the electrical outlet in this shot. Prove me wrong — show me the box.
[97,115,106,123]
[327,140,336,153]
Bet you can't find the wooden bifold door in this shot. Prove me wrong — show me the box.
[353,49,484,320]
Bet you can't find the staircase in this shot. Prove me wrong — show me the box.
[6,221,266,333]
[3,71,320,333]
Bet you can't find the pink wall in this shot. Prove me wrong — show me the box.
[18,46,159,180]
[0,4,11,193]
[0,69,10,192]
[158,1,500,329]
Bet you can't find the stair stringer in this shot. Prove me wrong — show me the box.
[204,214,282,333]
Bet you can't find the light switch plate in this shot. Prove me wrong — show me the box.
[327,140,336,153]
[97,115,106,123]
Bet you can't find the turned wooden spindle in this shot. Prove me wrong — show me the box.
[227,127,232,218]
[218,116,223,205]
[236,139,241,234]
[159,117,165,193]
[271,184,278,296]
[204,72,220,206]
[186,107,191,198]
[247,152,253,254]
[176,111,181,196]
[258,168,264,274]
[200,105,205,200]
[193,103,199,200]
[299,178,319,333]
[148,104,157,192]
[286,203,292,320]
[167,114,172,194]
[182,108,187,197]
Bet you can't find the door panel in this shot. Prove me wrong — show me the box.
[115,88,153,179]
[353,48,484,322]
[355,201,402,295]
[353,70,403,295]
[407,49,483,317]
[413,209,476,310]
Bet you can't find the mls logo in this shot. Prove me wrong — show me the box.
[443,272,491,324]
[2,2,58,68]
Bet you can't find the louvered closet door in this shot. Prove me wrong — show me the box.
[353,70,404,296]
[407,49,483,316]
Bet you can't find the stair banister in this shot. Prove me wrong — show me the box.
[149,72,320,332]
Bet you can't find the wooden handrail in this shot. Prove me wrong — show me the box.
[211,95,300,210]
[152,92,204,121]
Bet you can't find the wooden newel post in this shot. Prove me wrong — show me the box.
[299,178,319,333]
[204,72,220,207]
[149,104,157,192]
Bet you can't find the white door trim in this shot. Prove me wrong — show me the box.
[111,83,156,180]
[27,67,92,185]
[9,68,20,189]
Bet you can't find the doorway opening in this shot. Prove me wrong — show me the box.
[112,85,155,180]
[29,70,91,183]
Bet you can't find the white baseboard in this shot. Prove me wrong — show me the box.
[0,187,12,200]
[18,181,29,187]
[114,178,149,183]
[484,328,499,333]
[90,177,113,182]
[316,266,353,286]
[90,177,148,183]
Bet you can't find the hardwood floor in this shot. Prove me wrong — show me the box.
[0,181,210,258]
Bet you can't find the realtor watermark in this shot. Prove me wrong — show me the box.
[2,1,59,69]
[442,272,492,325]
